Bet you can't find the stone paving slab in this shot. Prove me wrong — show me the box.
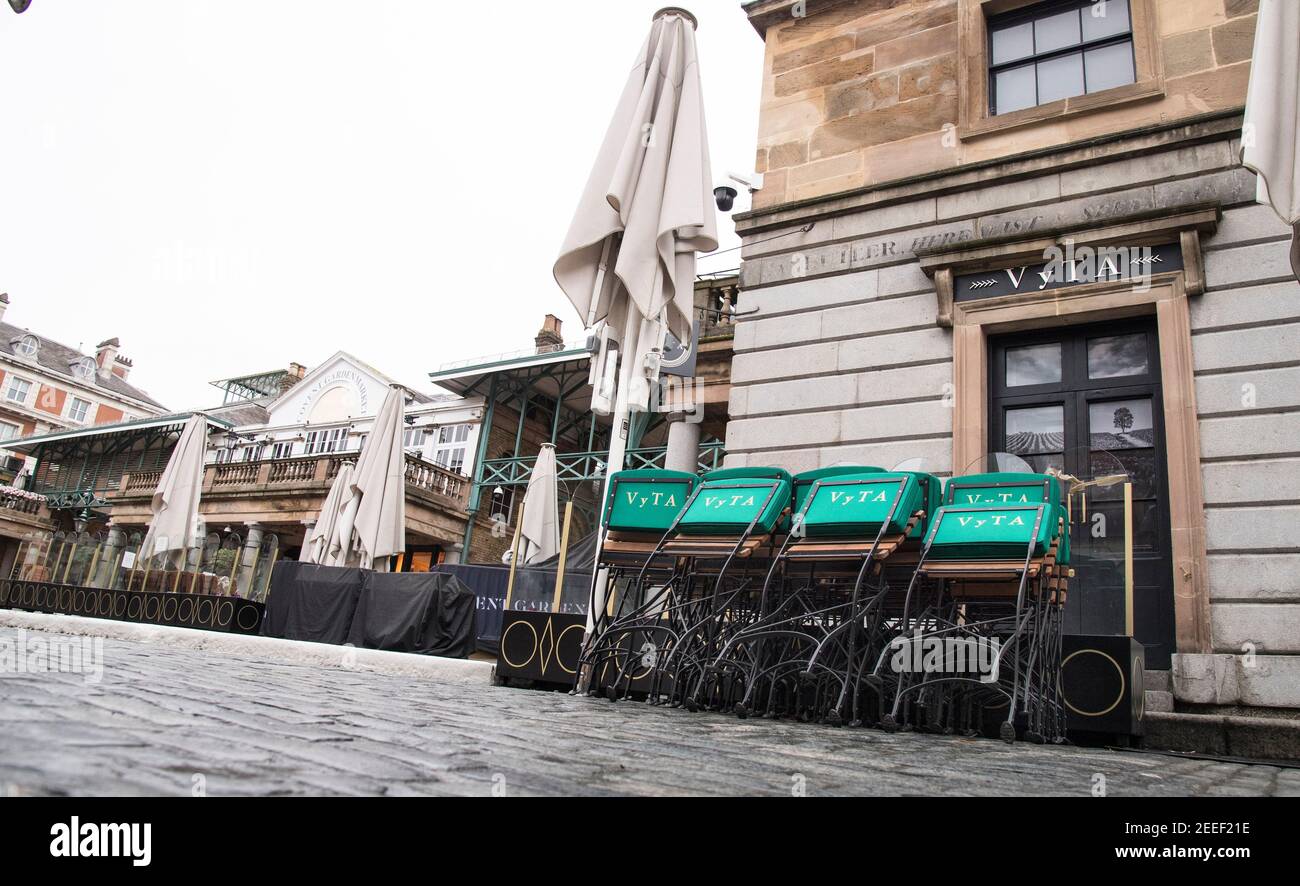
[2,626,1298,797]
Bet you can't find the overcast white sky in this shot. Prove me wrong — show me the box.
[0,0,764,410]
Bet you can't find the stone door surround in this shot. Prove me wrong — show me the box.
[918,208,1218,655]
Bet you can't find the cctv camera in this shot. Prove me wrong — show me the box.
[8,0,31,13]
[714,185,738,213]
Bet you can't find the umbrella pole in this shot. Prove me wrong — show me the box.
[585,304,641,635]
[552,501,574,613]
[503,508,525,612]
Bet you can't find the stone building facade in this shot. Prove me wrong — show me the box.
[731,0,1296,709]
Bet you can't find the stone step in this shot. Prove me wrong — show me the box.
[1146,711,1300,762]
[1145,689,1174,713]
[1144,668,1172,692]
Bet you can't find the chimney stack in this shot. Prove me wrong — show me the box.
[112,355,133,381]
[95,338,121,379]
[0,293,8,323]
[535,314,564,353]
[278,362,308,395]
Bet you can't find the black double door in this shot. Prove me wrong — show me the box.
[989,318,1176,668]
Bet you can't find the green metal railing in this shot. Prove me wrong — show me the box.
[478,442,725,488]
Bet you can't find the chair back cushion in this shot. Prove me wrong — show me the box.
[603,470,697,533]
[677,477,792,537]
[924,502,1067,561]
[943,472,1063,510]
[798,472,928,539]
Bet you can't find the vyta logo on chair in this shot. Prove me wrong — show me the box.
[50,817,151,867]
[622,490,681,509]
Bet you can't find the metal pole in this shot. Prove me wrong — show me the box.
[1124,482,1134,636]
[503,509,525,612]
[462,373,499,558]
[552,501,574,613]
[584,303,641,637]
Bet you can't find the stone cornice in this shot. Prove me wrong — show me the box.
[735,109,1245,238]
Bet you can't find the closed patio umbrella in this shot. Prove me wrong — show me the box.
[139,414,210,565]
[304,461,354,565]
[520,444,560,565]
[332,384,407,571]
[553,6,718,635]
[1242,0,1300,280]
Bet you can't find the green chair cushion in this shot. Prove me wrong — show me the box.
[677,478,792,537]
[603,470,697,533]
[943,472,1063,510]
[924,502,1068,562]
[782,466,884,533]
[797,472,926,539]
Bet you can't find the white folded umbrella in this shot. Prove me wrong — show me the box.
[139,414,210,565]
[304,461,354,565]
[552,7,718,635]
[331,385,407,571]
[1242,0,1300,280]
[521,444,560,565]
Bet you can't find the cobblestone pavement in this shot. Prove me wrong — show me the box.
[2,626,1297,797]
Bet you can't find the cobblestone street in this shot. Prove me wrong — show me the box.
[2,626,1297,797]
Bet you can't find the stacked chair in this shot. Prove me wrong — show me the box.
[876,473,1071,743]
[709,468,942,726]
[578,465,1072,745]
[584,467,791,709]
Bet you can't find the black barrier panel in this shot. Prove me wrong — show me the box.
[1062,634,1145,740]
[496,610,585,686]
[0,579,265,636]
[430,564,591,655]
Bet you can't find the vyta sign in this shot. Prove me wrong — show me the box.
[955,242,1183,302]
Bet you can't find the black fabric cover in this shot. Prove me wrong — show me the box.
[346,572,477,659]
[262,562,364,644]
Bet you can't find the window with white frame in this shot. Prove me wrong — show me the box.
[403,425,432,452]
[14,335,39,359]
[434,424,472,475]
[71,357,97,382]
[214,438,240,464]
[67,397,92,424]
[4,376,31,405]
[242,443,264,463]
[0,421,21,443]
[271,440,295,459]
[304,427,348,455]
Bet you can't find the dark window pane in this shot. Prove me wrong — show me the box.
[1084,40,1136,92]
[1084,500,1160,552]
[1088,332,1149,379]
[1038,53,1086,104]
[1081,0,1131,41]
[1006,342,1063,387]
[1005,405,1065,455]
[1034,8,1082,54]
[1020,452,1066,474]
[992,21,1035,65]
[995,63,1037,114]
[1090,398,1154,450]
[1089,449,1158,500]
